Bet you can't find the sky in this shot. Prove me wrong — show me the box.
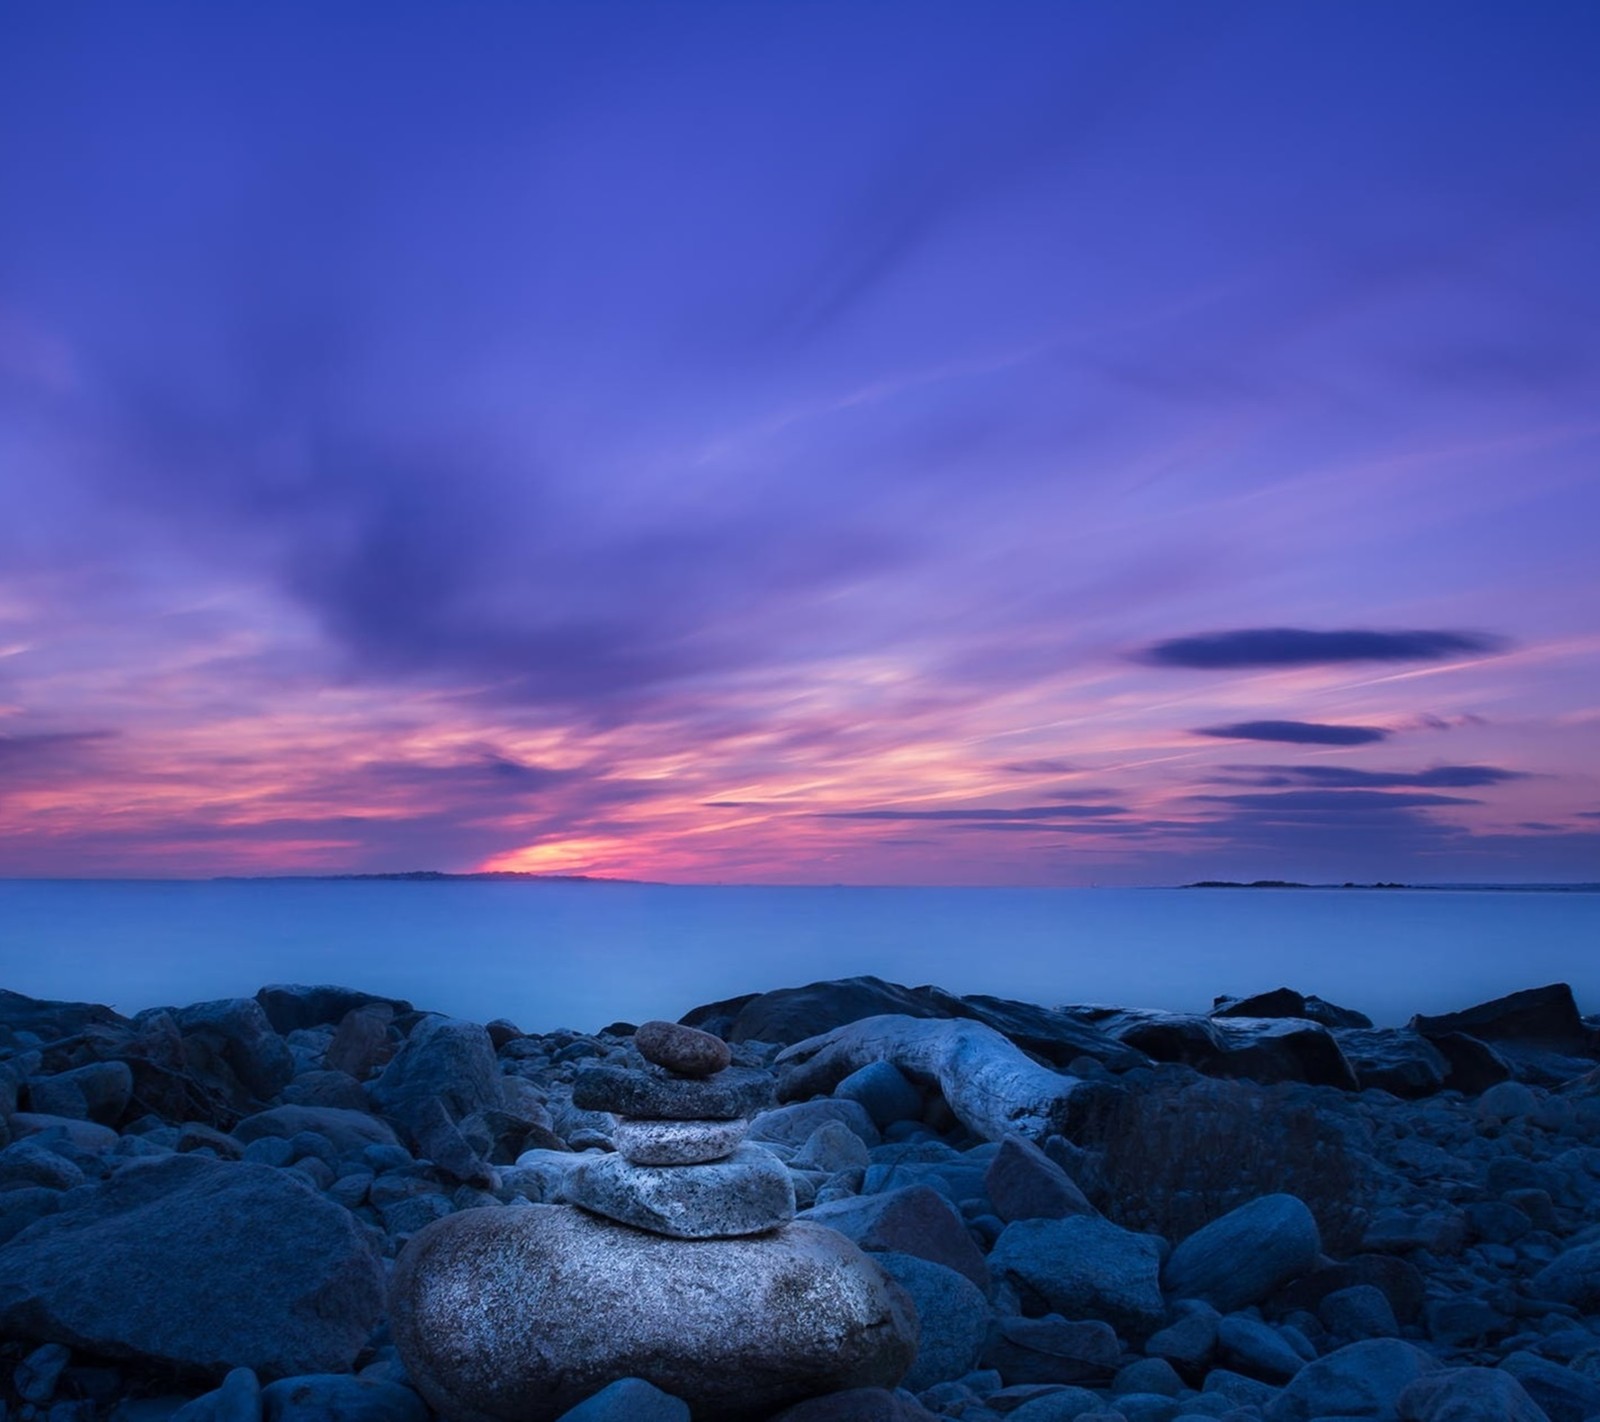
[0,1,1597,886]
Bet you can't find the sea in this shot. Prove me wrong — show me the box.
[1,879,1596,1034]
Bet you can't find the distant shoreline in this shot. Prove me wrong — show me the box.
[1184,879,1600,893]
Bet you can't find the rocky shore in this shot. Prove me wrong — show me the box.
[3,975,1600,1422]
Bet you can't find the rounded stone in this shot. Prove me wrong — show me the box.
[634,1021,732,1078]
[389,1203,919,1422]
[567,1142,795,1238]
[612,1117,748,1166]
[572,1065,773,1121]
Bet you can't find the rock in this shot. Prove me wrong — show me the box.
[1145,1302,1219,1371]
[691,977,947,1046]
[1411,985,1593,1055]
[572,1065,774,1121]
[174,1000,295,1102]
[805,1185,991,1292]
[27,1062,134,1124]
[1265,1339,1443,1422]
[752,1100,881,1149]
[1116,1358,1187,1397]
[1430,1033,1513,1094]
[777,1015,1088,1142]
[1094,1010,1359,1090]
[611,1117,748,1165]
[982,1316,1122,1386]
[794,1121,872,1174]
[567,1142,796,1238]
[1397,1368,1549,1422]
[1163,1195,1321,1312]
[990,1215,1165,1336]
[986,1136,1094,1223]
[552,1379,689,1422]
[234,1107,399,1159]
[1497,1355,1600,1422]
[16,1343,73,1404]
[7,1114,119,1153]
[1215,1315,1304,1383]
[255,987,409,1036]
[411,1097,494,1188]
[323,1007,396,1083]
[1529,1242,1600,1309]
[1212,988,1372,1030]
[171,1367,261,1422]
[259,1375,427,1422]
[767,1390,940,1422]
[871,1252,989,1391]
[0,1140,86,1190]
[0,1185,62,1245]
[1272,1255,1426,1326]
[0,1155,384,1377]
[1006,1391,1105,1422]
[369,1017,500,1135]
[633,1020,731,1078]
[1425,1298,1504,1348]
[835,1062,924,1128]
[1337,1031,1451,1098]
[0,988,125,1044]
[1319,1285,1399,1341]
[281,1073,370,1113]
[389,1203,918,1422]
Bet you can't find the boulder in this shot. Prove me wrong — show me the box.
[751,1099,880,1149]
[986,1135,1095,1222]
[1215,1314,1304,1382]
[1530,1243,1600,1310]
[1265,1339,1442,1422]
[990,1215,1165,1335]
[1163,1194,1320,1312]
[26,1061,134,1123]
[834,1063,923,1129]
[612,1117,748,1166]
[1271,1254,1427,1326]
[872,1252,989,1391]
[805,1185,991,1292]
[1336,1031,1451,1099]
[1498,1354,1600,1422]
[1319,1284,1399,1341]
[389,1204,918,1422]
[768,1391,940,1422]
[777,1015,1087,1141]
[0,988,125,1046]
[0,1155,383,1377]
[174,1000,296,1102]
[1093,1011,1358,1090]
[571,1065,774,1121]
[171,1366,262,1422]
[323,1007,397,1083]
[981,1315,1122,1386]
[234,1107,399,1159]
[1212,988,1372,1030]
[1410,985,1594,1056]
[1397,1368,1550,1422]
[255,986,410,1036]
[368,1017,500,1135]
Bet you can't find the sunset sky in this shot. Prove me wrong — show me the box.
[1,2,1597,884]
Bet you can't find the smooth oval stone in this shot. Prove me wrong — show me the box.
[568,1142,795,1238]
[572,1065,774,1121]
[634,1021,731,1078]
[612,1117,748,1166]
[389,1203,918,1422]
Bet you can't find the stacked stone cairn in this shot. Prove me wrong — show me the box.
[565,1018,796,1237]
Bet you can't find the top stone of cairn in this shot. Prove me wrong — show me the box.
[634,1019,732,1078]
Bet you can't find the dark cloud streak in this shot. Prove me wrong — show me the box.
[1139,627,1507,670]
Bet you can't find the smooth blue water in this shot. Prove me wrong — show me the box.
[0,881,1596,1033]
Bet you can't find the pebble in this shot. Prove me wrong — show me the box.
[632,1021,731,1078]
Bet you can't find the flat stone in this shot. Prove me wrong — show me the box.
[572,1065,774,1121]
[568,1142,795,1238]
[612,1117,747,1166]
[634,1021,731,1078]
[389,1203,917,1422]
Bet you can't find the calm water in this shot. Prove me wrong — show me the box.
[0,881,1596,1033]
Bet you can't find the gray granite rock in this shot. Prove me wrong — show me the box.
[260,1375,427,1422]
[1265,1339,1442,1422]
[981,1316,1122,1386]
[835,1061,923,1128]
[389,1203,918,1422]
[1163,1194,1320,1312]
[990,1215,1165,1336]
[986,1135,1094,1222]
[0,1155,383,1376]
[871,1251,989,1391]
[553,1379,689,1422]
[633,1021,731,1078]
[1397,1369,1549,1422]
[1497,1354,1600,1422]
[174,999,295,1102]
[805,1185,991,1292]
[567,1142,795,1238]
[611,1117,747,1166]
[572,1065,774,1121]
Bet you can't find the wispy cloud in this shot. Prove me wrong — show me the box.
[1138,628,1507,670]
[1193,719,1389,746]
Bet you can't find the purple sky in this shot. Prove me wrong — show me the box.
[1,2,1597,884]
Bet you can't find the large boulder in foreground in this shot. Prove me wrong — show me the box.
[1410,984,1594,1055]
[390,1204,918,1422]
[0,1155,383,1377]
[1164,1193,1321,1312]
